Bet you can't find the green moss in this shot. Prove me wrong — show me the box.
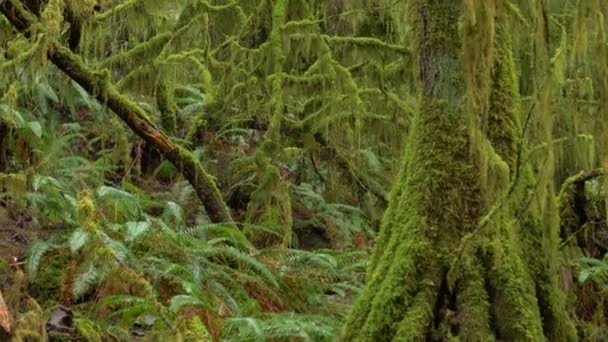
[0,257,9,276]
[343,93,479,339]
[455,249,493,340]
[343,1,479,338]
[182,315,213,341]
[394,270,442,341]
[100,31,172,68]
[12,298,47,341]
[486,224,544,340]
[75,317,103,342]
[30,250,70,304]
[486,21,521,171]
[166,144,233,224]
[156,79,178,134]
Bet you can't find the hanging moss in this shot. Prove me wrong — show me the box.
[156,79,178,134]
[99,31,172,68]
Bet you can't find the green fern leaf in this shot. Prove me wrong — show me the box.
[27,121,43,138]
[162,201,184,227]
[26,240,52,276]
[99,231,130,262]
[169,294,210,313]
[201,246,279,288]
[73,264,100,298]
[224,317,265,342]
[70,228,90,254]
[125,221,151,242]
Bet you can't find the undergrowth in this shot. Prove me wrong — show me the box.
[0,88,369,340]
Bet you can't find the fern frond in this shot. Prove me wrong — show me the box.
[26,240,53,276]
[69,228,90,254]
[73,263,102,298]
[186,224,253,250]
[200,246,279,288]
[169,294,214,313]
[124,221,152,242]
[101,295,158,327]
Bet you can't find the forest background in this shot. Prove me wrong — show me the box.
[0,0,607,340]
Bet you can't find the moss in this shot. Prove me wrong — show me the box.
[325,35,410,55]
[343,92,479,339]
[486,21,520,171]
[486,223,544,340]
[181,315,212,341]
[156,79,178,134]
[76,189,97,230]
[454,248,493,340]
[394,270,442,341]
[0,257,8,275]
[166,144,233,224]
[0,172,28,202]
[30,250,70,304]
[40,0,65,41]
[100,31,172,68]
[492,14,577,341]
[75,317,103,342]
[12,298,47,341]
[343,1,480,338]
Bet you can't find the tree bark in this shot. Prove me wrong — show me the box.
[0,0,234,224]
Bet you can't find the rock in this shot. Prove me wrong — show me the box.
[46,306,74,334]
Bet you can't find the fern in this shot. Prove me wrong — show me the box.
[25,240,53,276]
[73,263,103,298]
[97,185,143,222]
[185,223,253,250]
[162,201,185,228]
[101,295,159,327]
[577,256,608,284]
[223,313,338,341]
[98,231,132,263]
[69,228,90,254]
[75,317,103,342]
[169,294,213,313]
[292,182,374,247]
[200,246,279,288]
[124,221,152,242]
[28,175,76,223]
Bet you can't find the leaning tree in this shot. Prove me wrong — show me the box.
[342,0,586,340]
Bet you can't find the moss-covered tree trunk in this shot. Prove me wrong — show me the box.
[342,0,576,340]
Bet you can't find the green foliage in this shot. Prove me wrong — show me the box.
[12,157,365,339]
[292,182,373,248]
[577,255,608,285]
[223,313,338,342]
[2,0,608,340]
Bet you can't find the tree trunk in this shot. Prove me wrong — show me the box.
[341,0,576,340]
[0,0,234,224]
